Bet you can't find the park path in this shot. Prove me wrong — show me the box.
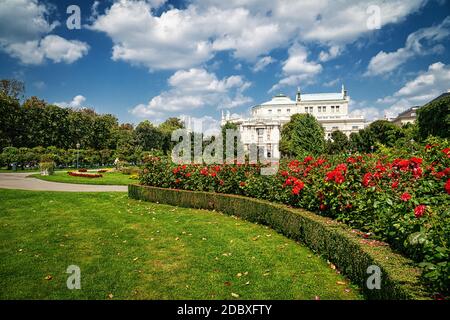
[0,172,127,192]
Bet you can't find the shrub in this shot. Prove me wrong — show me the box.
[68,171,102,178]
[139,140,450,297]
[129,184,430,300]
[39,161,55,176]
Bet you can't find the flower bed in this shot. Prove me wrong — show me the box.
[68,171,103,178]
[140,142,450,297]
[78,168,88,172]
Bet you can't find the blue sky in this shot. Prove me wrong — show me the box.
[1,0,449,131]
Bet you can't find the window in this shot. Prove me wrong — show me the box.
[332,126,339,130]
[267,144,272,158]
[331,106,335,112]
[287,109,290,113]
[318,106,322,112]
[336,106,340,112]
[323,106,326,112]
[352,126,359,130]
[268,109,272,113]
[277,109,281,113]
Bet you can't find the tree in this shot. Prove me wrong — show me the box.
[0,94,23,149]
[280,113,325,157]
[0,79,24,101]
[134,120,164,151]
[326,130,349,154]
[417,94,450,140]
[159,117,184,154]
[367,120,404,147]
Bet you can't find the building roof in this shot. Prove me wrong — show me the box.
[396,106,419,118]
[300,92,344,101]
[260,94,296,106]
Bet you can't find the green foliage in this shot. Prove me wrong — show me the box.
[327,130,350,154]
[280,113,326,157]
[129,184,430,300]
[139,142,450,296]
[350,120,406,152]
[417,94,450,140]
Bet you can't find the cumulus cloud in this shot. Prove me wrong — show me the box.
[55,95,87,108]
[375,62,450,118]
[0,0,89,65]
[270,44,322,92]
[252,56,276,72]
[130,68,252,118]
[366,16,450,76]
[89,0,428,71]
[319,46,342,62]
[5,35,89,65]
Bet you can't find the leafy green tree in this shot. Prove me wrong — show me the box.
[368,120,404,147]
[417,94,450,140]
[134,120,164,152]
[280,113,325,157]
[159,117,184,154]
[326,130,349,154]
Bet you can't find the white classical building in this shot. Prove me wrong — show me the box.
[221,86,366,159]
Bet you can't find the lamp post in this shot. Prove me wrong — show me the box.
[76,143,80,169]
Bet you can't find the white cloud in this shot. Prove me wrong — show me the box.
[0,0,89,65]
[55,95,87,108]
[366,16,450,76]
[89,0,428,71]
[270,44,322,92]
[319,46,342,62]
[0,0,58,44]
[376,62,450,118]
[252,56,276,72]
[130,68,252,118]
[4,35,89,65]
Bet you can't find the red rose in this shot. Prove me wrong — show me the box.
[445,178,450,195]
[391,181,399,189]
[414,205,426,218]
[239,181,246,187]
[401,192,412,202]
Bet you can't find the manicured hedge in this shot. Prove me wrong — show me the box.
[129,184,431,300]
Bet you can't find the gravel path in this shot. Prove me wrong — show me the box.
[0,172,127,192]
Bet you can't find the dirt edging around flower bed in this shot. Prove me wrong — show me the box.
[128,184,431,300]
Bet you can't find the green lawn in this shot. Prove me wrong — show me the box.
[31,170,133,185]
[0,189,362,300]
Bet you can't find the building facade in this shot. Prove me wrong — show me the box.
[221,86,366,159]
[391,106,419,126]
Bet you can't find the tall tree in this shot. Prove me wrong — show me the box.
[280,113,325,157]
[417,94,450,140]
[0,79,25,101]
[134,120,164,151]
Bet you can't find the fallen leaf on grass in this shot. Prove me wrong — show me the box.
[336,281,346,285]
[44,275,52,280]
[133,257,139,262]
[236,273,242,277]
[314,296,320,300]
[224,281,231,286]
[108,293,114,299]
[231,293,239,298]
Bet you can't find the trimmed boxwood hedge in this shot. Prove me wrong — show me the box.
[129,184,431,300]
